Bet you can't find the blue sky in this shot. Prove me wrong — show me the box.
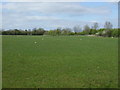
[1,2,118,30]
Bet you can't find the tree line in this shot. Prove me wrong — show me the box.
[1,21,120,37]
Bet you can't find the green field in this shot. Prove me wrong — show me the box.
[2,35,118,88]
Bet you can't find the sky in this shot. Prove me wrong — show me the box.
[1,1,118,30]
[1,0,119,2]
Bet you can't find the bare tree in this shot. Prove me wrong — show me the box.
[61,28,72,35]
[103,21,113,37]
[93,22,99,30]
[84,24,90,34]
[73,25,82,33]
[104,21,113,31]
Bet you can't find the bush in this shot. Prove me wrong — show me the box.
[102,30,112,37]
[112,29,118,37]
[69,32,75,35]
[89,29,97,35]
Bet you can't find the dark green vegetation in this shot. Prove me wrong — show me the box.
[3,35,118,88]
[2,28,120,37]
[1,22,120,37]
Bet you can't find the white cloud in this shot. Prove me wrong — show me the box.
[0,3,2,29]
[2,0,119,2]
[26,16,60,21]
[3,3,110,16]
[2,2,117,29]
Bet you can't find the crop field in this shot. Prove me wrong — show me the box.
[2,35,118,88]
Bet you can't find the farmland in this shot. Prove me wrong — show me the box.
[2,35,118,88]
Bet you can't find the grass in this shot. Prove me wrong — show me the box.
[0,35,2,90]
[2,35,118,88]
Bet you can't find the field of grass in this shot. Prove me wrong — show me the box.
[2,35,118,88]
